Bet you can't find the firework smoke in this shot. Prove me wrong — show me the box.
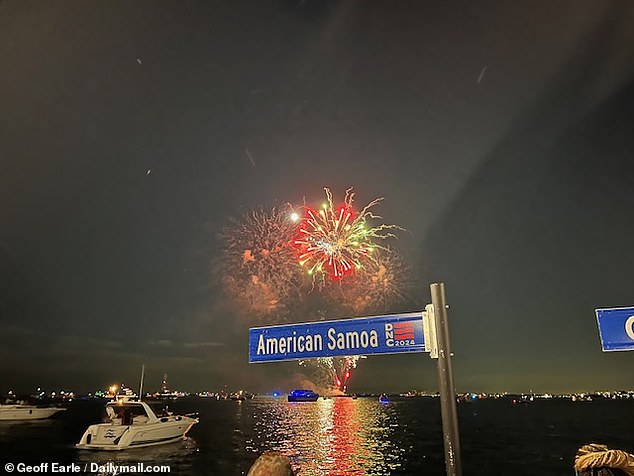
[319,248,410,316]
[219,208,301,322]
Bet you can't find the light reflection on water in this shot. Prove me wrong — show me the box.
[4,398,634,475]
[246,397,405,475]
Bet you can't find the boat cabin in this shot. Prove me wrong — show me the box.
[105,401,161,425]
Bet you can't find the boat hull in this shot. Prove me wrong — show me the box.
[0,405,65,421]
[287,389,319,402]
[287,396,319,402]
[76,416,197,451]
[76,435,186,451]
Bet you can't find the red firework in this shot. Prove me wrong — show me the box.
[291,188,399,284]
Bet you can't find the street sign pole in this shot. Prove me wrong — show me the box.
[431,282,462,476]
[248,284,463,476]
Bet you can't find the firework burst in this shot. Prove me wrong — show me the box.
[291,188,401,287]
[299,356,361,394]
[218,188,409,393]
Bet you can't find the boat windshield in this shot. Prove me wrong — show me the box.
[148,403,170,417]
[106,403,150,424]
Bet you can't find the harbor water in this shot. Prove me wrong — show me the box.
[1,396,633,475]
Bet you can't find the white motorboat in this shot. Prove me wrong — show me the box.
[76,399,198,450]
[0,403,66,421]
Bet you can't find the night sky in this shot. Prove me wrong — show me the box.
[1,1,634,395]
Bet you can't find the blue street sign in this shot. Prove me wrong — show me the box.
[596,306,634,352]
[249,312,425,363]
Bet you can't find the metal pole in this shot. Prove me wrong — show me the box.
[430,282,462,476]
[139,364,145,401]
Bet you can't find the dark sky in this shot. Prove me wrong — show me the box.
[1,0,634,395]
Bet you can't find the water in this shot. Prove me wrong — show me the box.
[1,396,633,475]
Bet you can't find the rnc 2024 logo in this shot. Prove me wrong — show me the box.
[385,321,416,347]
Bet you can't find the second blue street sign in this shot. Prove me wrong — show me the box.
[596,306,634,352]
